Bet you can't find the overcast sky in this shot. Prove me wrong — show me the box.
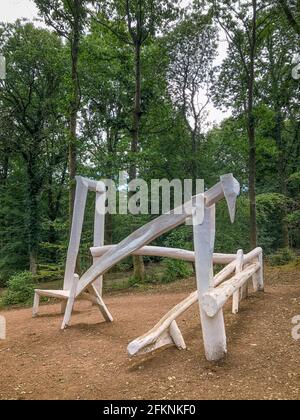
[1,0,39,22]
[1,0,231,126]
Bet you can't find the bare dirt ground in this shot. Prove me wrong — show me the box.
[0,266,299,400]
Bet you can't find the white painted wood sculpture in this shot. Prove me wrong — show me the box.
[33,176,113,326]
[32,173,264,362]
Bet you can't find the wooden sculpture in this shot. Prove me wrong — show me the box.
[33,173,264,362]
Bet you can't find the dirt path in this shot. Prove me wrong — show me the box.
[0,267,299,400]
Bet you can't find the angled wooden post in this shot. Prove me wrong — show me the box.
[61,275,79,330]
[232,250,244,314]
[252,248,264,292]
[63,177,89,291]
[193,204,227,362]
[93,182,106,296]
[88,284,113,322]
[32,292,40,318]
[61,177,88,313]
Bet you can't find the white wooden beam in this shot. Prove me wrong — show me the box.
[32,292,40,317]
[127,249,263,357]
[61,275,79,330]
[232,250,244,315]
[201,263,260,318]
[63,177,89,291]
[127,291,196,356]
[214,247,263,287]
[89,284,113,323]
[91,245,237,265]
[252,250,264,292]
[76,175,241,296]
[193,205,227,362]
[93,182,106,296]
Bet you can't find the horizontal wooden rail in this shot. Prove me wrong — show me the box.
[214,247,262,287]
[127,249,262,356]
[91,245,237,265]
[127,291,198,356]
[201,263,260,318]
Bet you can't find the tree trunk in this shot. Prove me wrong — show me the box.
[0,152,9,184]
[248,113,257,250]
[133,254,145,281]
[191,129,198,189]
[129,42,142,182]
[248,0,258,250]
[27,157,41,275]
[130,41,145,282]
[29,251,38,275]
[69,23,81,273]
[275,111,290,247]
[69,26,80,227]
[69,113,77,224]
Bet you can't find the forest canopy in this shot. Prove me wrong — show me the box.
[0,0,299,286]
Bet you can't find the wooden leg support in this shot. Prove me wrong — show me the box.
[232,290,240,315]
[232,250,244,315]
[199,308,227,361]
[61,275,79,330]
[193,205,227,362]
[89,285,113,323]
[60,276,113,330]
[128,320,186,356]
[32,292,40,317]
[252,252,264,292]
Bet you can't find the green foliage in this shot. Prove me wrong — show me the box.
[0,4,299,295]
[286,210,300,248]
[127,275,139,287]
[164,226,193,251]
[256,193,289,253]
[0,21,68,283]
[33,265,64,284]
[2,272,35,306]
[215,197,250,253]
[269,248,296,267]
[163,259,193,283]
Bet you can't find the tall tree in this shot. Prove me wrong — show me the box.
[0,23,67,273]
[94,0,179,180]
[80,22,132,243]
[93,0,180,281]
[211,0,271,249]
[167,13,217,181]
[35,0,88,224]
[258,16,299,245]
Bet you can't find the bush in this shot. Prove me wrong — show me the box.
[215,197,250,253]
[33,266,64,283]
[2,271,35,306]
[256,193,289,254]
[286,210,300,249]
[164,226,193,250]
[163,259,193,283]
[269,248,296,267]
